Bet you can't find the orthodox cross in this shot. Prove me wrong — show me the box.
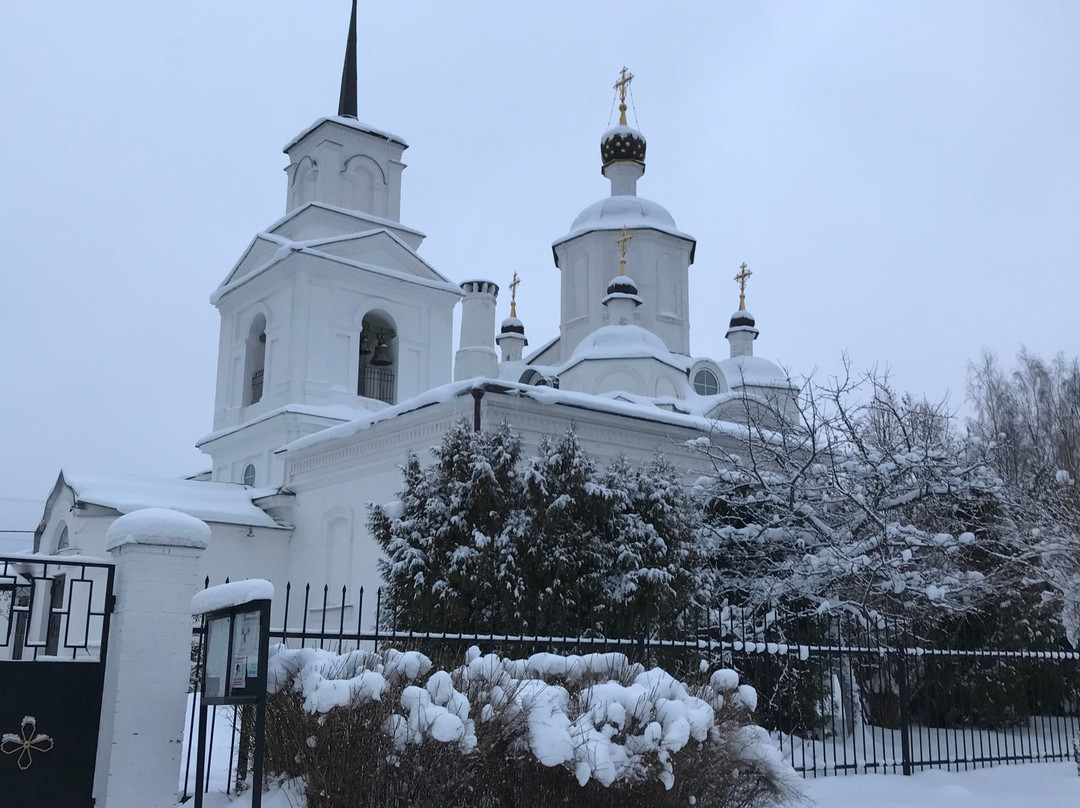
[508,272,521,318]
[734,262,752,310]
[614,67,634,125]
[616,227,633,275]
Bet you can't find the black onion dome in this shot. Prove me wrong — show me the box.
[606,275,640,296]
[729,310,756,328]
[500,316,525,335]
[601,125,647,167]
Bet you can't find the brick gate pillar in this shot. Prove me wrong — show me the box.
[95,508,210,808]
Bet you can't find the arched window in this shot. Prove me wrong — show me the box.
[242,464,256,487]
[243,314,267,406]
[358,310,397,404]
[55,525,69,552]
[694,368,719,396]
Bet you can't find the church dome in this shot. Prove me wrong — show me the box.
[606,274,639,297]
[558,195,690,244]
[569,324,679,364]
[728,309,756,329]
[500,316,525,335]
[601,125,647,167]
[717,355,792,389]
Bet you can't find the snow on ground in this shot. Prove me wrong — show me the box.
[191,760,1080,808]
[803,763,1079,808]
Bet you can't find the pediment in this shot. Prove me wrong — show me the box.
[216,234,289,293]
[305,231,448,283]
[270,202,425,251]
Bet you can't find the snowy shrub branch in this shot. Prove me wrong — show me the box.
[263,644,802,808]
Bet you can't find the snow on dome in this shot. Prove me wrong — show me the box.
[600,125,647,166]
[717,355,793,389]
[729,309,756,326]
[567,325,686,370]
[105,508,211,552]
[601,124,647,144]
[192,579,275,615]
[500,316,525,334]
[557,196,692,245]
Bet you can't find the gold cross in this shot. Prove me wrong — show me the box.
[616,227,633,276]
[508,272,521,318]
[614,67,634,125]
[734,262,752,310]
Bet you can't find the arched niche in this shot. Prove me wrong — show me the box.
[288,155,317,210]
[358,309,398,404]
[243,313,267,406]
[322,508,354,604]
[342,154,387,216]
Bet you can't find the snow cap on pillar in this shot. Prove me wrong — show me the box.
[726,262,759,358]
[105,508,211,551]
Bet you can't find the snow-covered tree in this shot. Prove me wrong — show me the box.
[694,366,1012,629]
[371,420,524,632]
[372,423,709,637]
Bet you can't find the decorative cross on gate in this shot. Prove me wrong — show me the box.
[1,716,54,771]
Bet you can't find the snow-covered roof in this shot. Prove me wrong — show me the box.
[716,356,795,390]
[554,195,695,247]
[560,325,691,373]
[279,379,757,457]
[58,471,283,529]
[212,227,461,304]
[283,116,407,152]
[196,403,372,447]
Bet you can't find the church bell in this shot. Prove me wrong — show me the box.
[370,335,393,367]
[359,330,371,356]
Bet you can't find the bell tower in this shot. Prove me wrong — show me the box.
[198,1,462,488]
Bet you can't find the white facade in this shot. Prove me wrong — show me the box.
[32,77,800,627]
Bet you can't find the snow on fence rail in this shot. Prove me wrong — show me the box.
[181,579,1080,799]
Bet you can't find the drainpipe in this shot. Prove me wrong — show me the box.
[471,388,484,432]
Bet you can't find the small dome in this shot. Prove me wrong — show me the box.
[729,309,756,328]
[717,355,792,389]
[569,324,672,362]
[558,195,690,246]
[606,274,639,296]
[601,125,646,167]
[500,316,525,335]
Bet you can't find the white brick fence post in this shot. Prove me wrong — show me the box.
[94,508,209,808]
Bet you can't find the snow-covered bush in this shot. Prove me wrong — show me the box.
[263,644,802,808]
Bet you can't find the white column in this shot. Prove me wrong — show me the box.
[454,280,500,380]
[95,509,209,808]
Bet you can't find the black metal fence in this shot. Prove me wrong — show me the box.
[180,580,1080,800]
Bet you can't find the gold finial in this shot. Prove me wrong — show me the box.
[614,66,634,126]
[508,271,521,318]
[616,226,633,275]
[734,262,752,310]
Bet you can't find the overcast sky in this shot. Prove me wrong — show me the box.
[2,1,1078,548]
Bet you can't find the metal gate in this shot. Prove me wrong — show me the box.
[0,555,114,807]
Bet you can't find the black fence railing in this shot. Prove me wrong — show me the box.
[358,364,394,404]
[0,555,114,662]
[250,369,264,404]
[180,580,1080,800]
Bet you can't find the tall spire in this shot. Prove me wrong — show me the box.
[337,0,358,119]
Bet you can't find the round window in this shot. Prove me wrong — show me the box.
[242,464,256,487]
[694,368,719,396]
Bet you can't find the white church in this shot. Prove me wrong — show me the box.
[32,10,797,622]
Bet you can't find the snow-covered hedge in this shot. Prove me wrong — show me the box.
[263,644,801,808]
